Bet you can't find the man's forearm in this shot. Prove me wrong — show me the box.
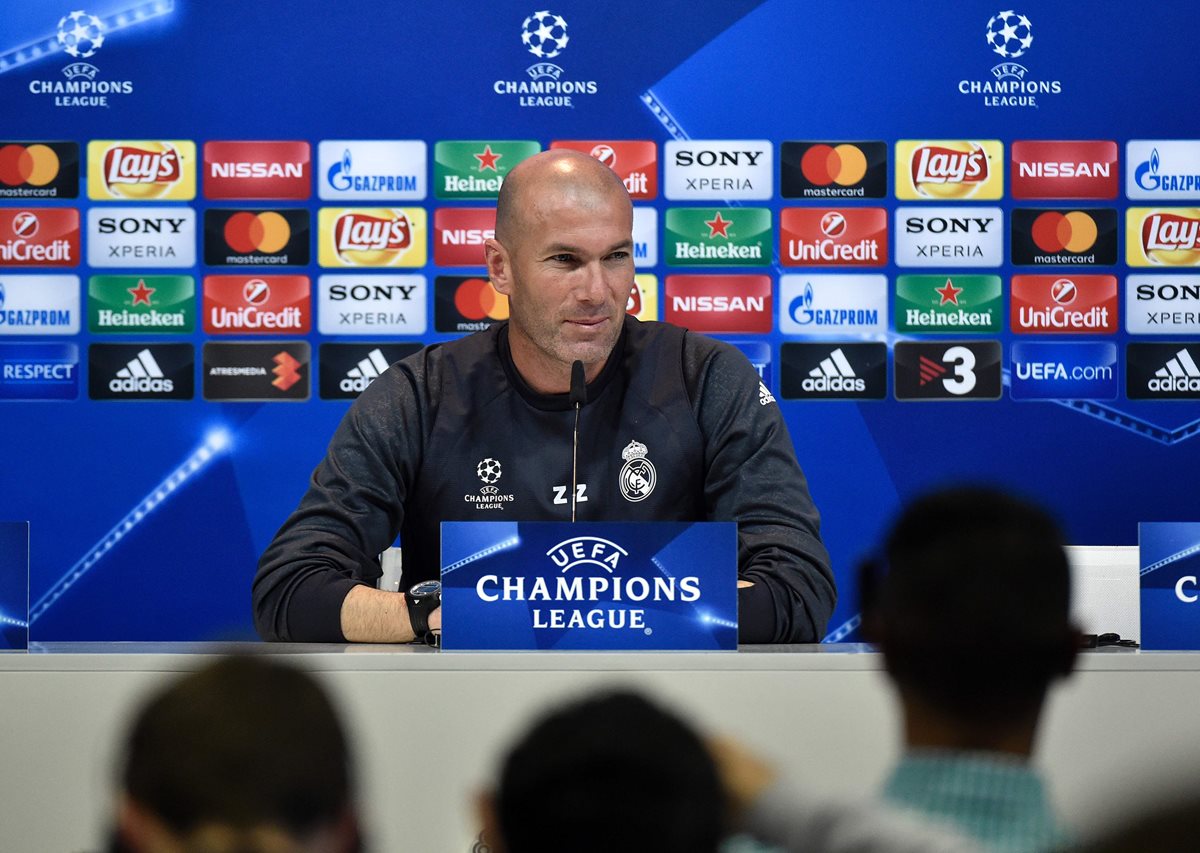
[339,585,441,643]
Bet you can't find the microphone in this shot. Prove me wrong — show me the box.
[569,360,587,522]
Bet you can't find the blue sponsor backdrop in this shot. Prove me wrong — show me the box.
[0,521,30,649]
[1,0,1198,640]
[1139,523,1200,649]
[440,521,737,650]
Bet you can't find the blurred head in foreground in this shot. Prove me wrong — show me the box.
[861,486,1080,754]
[112,655,359,853]
[480,690,726,853]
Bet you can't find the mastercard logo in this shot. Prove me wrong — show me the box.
[224,211,292,254]
[800,144,867,187]
[1031,210,1098,254]
[0,144,61,187]
[454,277,509,321]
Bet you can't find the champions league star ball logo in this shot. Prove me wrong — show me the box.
[958,9,1058,107]
[57,10,106,59]
[619,440,656,503]
[477,457,502,485]
[521,10,569,59]
[985,10,1033,59]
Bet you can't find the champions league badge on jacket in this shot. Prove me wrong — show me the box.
[619,440,656,502]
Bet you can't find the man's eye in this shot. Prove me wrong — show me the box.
[607,251,630,261]
[550,254,575,263]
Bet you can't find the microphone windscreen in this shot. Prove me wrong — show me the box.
[569,360,587,405]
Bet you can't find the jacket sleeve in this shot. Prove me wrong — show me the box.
[252,364,425,641]
[687,338,836,643]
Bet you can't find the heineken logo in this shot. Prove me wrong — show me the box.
[88,275,195,333]
[665,207,771,267]
[894,275,1002,332]
[433,140,541,199]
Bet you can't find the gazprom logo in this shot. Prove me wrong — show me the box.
[547,536,628,573]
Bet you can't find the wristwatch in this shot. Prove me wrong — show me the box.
[404,579,442,642]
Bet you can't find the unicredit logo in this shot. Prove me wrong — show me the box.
[1012,275,1117,333]
[1050,278,1077,305]
[204,275,310,333]
[0,208,79,265]
[780,208,887,267]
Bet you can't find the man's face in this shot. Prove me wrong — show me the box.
[490,186,634,380]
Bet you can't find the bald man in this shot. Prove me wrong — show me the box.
[254,150,834,644]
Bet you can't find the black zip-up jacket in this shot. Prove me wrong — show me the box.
[254,317,835,643]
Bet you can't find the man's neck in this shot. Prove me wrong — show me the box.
[901,699,1039,759]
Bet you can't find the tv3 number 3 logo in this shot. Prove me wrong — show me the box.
[939,345,978,395]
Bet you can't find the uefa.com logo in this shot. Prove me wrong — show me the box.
[957,10,1062,108]
[25,10,139,108]
[492,10,598,108]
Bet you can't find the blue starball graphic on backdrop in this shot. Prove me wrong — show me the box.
[520,10,569,59]
[57,10,106,59]
[986,10,1033,59]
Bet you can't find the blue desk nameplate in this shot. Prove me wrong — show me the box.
[440,521,737,651]
[1139,522,1200,650]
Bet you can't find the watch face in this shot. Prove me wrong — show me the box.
[409,580,442,598]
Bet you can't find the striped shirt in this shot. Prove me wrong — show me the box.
[882,749,1071,852]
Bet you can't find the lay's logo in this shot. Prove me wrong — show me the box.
[1127,208,1200,267]
[896,140,1003,200]
[319,208,426,267]
[87,140,196,200]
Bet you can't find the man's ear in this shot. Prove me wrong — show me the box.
[475,788,506,853]
[117,794,176,852]
[485,238,513,297]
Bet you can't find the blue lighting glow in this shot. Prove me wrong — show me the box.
[0,611,29,629]
[0,1,175,76]
[28,428,230,623]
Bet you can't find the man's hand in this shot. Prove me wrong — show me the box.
[340,585,439,643]
[708,736,777,816]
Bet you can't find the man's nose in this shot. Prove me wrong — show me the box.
[575,261,608,303]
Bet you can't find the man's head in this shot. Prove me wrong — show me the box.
[113,655,358,853]
[485,149,635,393]
[482,690,726,853]
[861,487,1079,745]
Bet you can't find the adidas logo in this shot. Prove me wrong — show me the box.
[109,349,173,393]
[340,348,392,393]
[757,380,776,406]
[802,348,865,392]
[1149,347,1200,392]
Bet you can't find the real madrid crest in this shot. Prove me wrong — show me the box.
[619,439,656,503]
